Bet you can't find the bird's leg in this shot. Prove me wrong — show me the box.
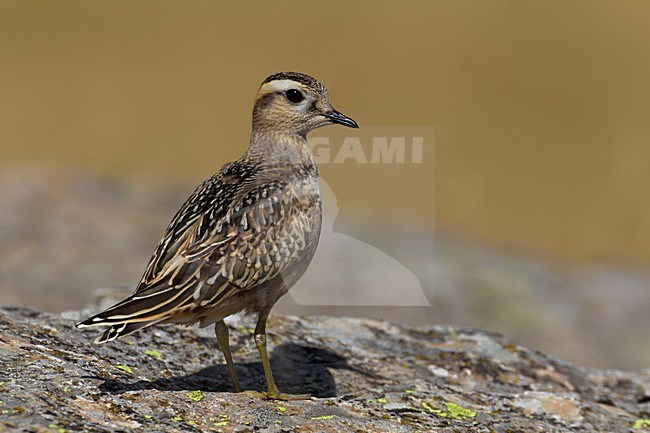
[215,320,242,392]
[247,307,310,400]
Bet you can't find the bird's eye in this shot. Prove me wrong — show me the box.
[285,89,305,104]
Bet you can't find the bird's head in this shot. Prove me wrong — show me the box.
[252,72,358,137]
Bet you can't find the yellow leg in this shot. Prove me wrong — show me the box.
[248,307,310,400]
[215,320,242,392]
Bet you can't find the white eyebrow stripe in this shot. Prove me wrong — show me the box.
[259,79,304,94]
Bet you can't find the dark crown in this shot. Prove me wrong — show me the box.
[262,72,324,92]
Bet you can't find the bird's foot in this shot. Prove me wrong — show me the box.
[243,390,311,401]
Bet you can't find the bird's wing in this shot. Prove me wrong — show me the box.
[77,163,317,333]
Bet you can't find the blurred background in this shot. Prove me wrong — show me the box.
[1,1,648,370]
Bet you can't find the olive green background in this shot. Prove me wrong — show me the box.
[2,0,649,263]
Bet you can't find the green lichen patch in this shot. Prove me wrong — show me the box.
[209,415,229,422]
[634,419,650,430]
[311,415,335,420]
[421,400,476,420]
[421,401,443,415]
[115,364,133,375]
[209,414,230,426]
[445,402,476,419]
[186,390,204,402]
[144,349,162,359]
[48,423,66,433]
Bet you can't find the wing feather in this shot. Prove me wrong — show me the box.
[76,161,320,340]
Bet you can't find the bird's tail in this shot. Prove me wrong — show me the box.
[76,308,167,343]
[93,320,161,344]
[75,284,194,343]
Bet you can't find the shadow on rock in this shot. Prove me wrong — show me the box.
[95,344,357,398]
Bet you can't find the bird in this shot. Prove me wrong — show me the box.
[76,72,358,400]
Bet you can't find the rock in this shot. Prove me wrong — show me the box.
[0,305,648,432]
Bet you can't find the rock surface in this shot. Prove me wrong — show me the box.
[0,305,648,433]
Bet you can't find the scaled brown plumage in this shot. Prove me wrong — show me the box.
[77,72,358,400]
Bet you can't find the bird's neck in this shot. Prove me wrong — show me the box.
[244,129,317,172]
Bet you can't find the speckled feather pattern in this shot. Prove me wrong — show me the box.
[83,155,321,342]
[76,72,356,351]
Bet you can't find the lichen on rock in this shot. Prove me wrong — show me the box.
[0,305,648,432]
